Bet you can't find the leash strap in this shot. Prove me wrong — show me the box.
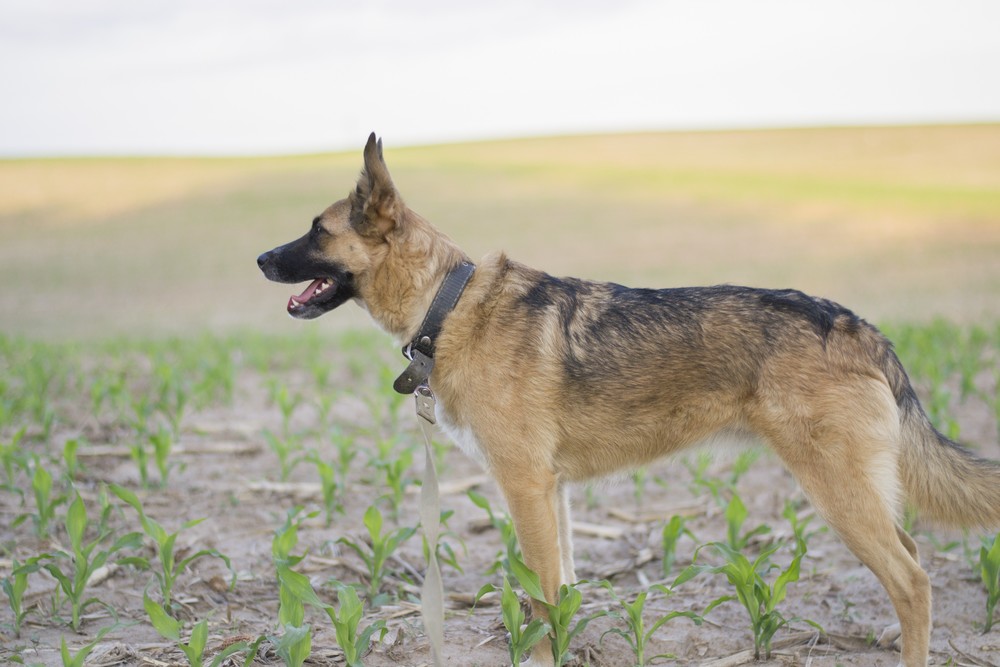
[395,262,477,660]
[415,386,444,666]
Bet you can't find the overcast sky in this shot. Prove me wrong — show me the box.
[2,0,999,156]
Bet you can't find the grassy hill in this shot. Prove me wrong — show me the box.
[1,124,998,340]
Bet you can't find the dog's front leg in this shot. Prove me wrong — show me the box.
[497,466,562,667]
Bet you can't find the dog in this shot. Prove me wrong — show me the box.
[258,133,1000,667]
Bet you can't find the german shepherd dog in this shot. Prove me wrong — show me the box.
[258,134,1000,667]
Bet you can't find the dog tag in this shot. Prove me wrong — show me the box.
[415,385,437,425]
[393,349,435,395]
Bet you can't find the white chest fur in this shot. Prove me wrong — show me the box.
[434,402,487,467]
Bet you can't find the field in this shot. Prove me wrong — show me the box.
[2,125,1000,666]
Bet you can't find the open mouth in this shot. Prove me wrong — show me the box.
[287,277,338,314]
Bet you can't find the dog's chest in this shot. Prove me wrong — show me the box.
[434,403,487,467]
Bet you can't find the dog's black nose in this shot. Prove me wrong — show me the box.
[257,251,270,269]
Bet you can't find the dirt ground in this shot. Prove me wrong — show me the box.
[2,344,1000,667]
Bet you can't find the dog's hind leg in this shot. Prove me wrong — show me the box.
[768,390,930,667]
[557,480,576,585]
[874,526,923,651]
[797,472,929,667]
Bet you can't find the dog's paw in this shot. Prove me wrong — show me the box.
[522,651,555,667]
[876,621,901,648]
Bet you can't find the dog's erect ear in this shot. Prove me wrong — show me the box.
[352,132,400,238]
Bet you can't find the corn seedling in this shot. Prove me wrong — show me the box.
[337,504,415,606]
[782,500,825,558]
[4,557,44,637]
[15,458,66,538]
[724,491,771,551]
[130,393,154,437]
[271,517,387,667]
[661,515,696,577]
[2,425,28,488]
[980,533,1000,632]
[323,583,387,667]
[675,542,820,660]
[374,446,414,521]
[144,592,261,667]
[62,438,80,482]
[37,494,143,631]
[682,451,714,497]
[94,483,115,538]
[270,610,312,667]
[263,429,305,481]
[272,506,316,568]
[468,490,521,575]
[366,364,408,434]
[152,359,189,437]
[271,509,319,667]
[150,427,177,487]
[368,435,399,468]
[329,429,358,485]
[20,362,57,443]
[597,581,702,666]
[475,575,550,666]
[957,327,989,400]
[189,343,235,408]
[129,436,152,488]
[432,509,466,574]
[90,367,127,423]
[313,391,337,430]
[268,381,303,437]
[60,623,119,667]
[111,484,234,610]
[728,450,761,486]
[305,451,343,526]
[508,554,601,666]
[310,358,333,392]
[0,373,9,429]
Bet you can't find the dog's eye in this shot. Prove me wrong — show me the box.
[310,217,324,239]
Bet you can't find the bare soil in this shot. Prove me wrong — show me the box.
[3,353,999,667]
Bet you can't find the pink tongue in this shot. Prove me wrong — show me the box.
[294,279,326,303]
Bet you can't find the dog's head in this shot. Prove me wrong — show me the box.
[257,133,403,319]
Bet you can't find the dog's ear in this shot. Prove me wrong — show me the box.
[352,132,400,238]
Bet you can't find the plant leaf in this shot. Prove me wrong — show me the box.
[186,619,208,661]
[144,592,181,640]
[66,495,87,554]
[276,564,326,609]
[510,554,547,603]
[769,554,802,613]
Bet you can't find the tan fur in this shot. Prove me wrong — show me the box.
[259,135,1000,667]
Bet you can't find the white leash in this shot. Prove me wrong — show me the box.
[415,385,444,666]
[392,262,475,665]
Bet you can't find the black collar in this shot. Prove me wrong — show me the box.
[392,261,475,394]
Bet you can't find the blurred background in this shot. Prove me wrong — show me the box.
[2,0,999,340]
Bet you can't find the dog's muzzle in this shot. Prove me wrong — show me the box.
[257,250,278,280]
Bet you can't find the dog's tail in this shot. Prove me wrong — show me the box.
[882,347,1000,528]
